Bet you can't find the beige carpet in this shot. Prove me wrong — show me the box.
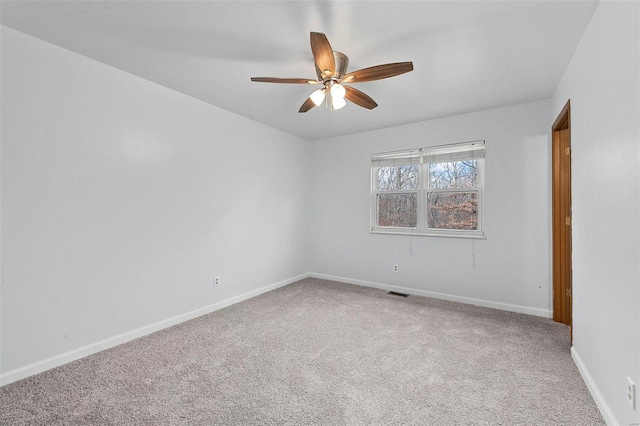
[0,278,604,425]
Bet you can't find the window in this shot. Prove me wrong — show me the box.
[371,141,485,238]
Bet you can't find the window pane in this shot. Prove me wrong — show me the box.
[427,192,478,230]
[429,160,478,189]
[377,165,418,191]
[378,193,417,227]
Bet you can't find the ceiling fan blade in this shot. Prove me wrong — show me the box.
[251,77,320,84]
[310,32,335,78]
[344,86,378,110]
[342,62,414,83]
[298,97,316,113]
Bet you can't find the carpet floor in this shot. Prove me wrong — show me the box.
[1,278,604,425]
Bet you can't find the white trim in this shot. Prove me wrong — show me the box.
[571,347,619,426]
[370,229,486,239]
[309,272,551,318]
[0,273,309,387]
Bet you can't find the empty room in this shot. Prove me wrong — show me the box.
[1,1,638,425]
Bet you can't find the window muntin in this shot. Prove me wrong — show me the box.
[371,141,485,238]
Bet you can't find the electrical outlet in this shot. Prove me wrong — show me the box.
[393,264,398,273]
[627,377,636,410]
[214,276,220,287]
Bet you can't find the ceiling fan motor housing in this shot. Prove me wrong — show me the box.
[315,51,349,80]
[333,52,349,77]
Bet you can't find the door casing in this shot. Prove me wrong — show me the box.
[552,100,572,336]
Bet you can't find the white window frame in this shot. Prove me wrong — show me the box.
[370,140,485,239]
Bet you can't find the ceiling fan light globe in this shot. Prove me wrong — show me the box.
[332,95,347,110]
[330,83,346,100]
[310,89,326,107]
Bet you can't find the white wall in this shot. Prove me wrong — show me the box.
[308,100,552,316]
[551,2,640,425]
[0,27,310,375]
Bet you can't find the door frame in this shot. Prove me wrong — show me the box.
[551,100,572,333]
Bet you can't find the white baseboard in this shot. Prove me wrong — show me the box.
[0,273,308,387]
[571,347,618,426]
[309,272,552,318]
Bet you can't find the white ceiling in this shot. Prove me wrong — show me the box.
[1,1,598,141]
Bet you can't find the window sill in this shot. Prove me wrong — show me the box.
[370,229,486,239]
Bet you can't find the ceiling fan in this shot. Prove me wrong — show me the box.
[251,32,414,113]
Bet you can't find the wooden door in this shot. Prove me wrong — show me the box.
[552,101,572,331]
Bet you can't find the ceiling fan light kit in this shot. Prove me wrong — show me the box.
[251,32,413,113]
[309,88,326,107]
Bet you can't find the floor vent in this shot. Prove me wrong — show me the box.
[387,291,409,297]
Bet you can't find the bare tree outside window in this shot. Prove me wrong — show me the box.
[428,160,478,230]
[427,192,478,230]
[429,160,477,189]
[377,165,418,227]
[378,193,417,227]
[378,165,418,191]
